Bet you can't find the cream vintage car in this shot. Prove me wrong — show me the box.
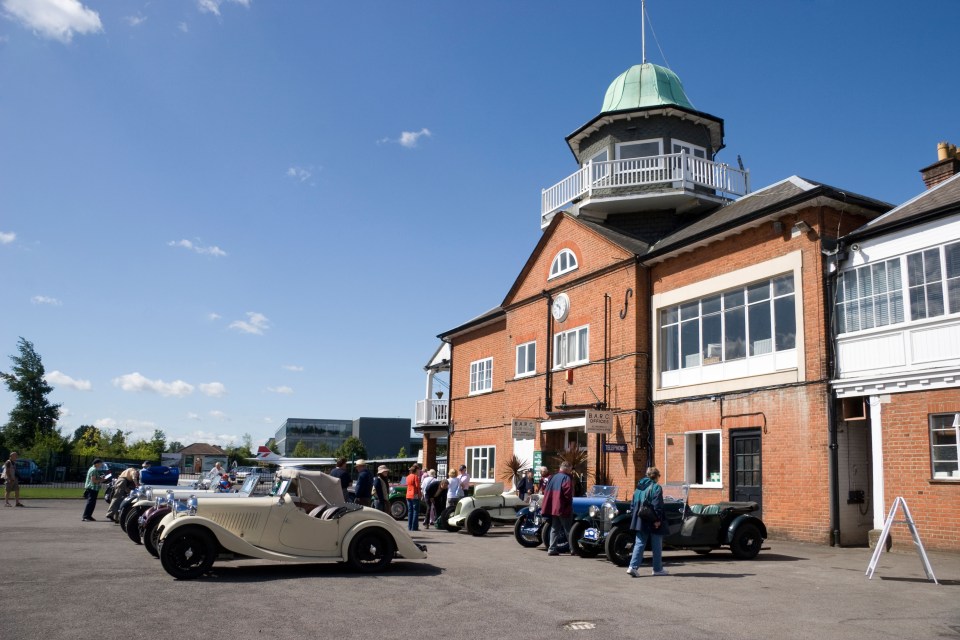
[442,482,529,536]
[155,468,427,579]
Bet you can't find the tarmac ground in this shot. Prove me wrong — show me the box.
[2,499,959,640]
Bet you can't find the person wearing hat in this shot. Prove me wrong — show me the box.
[373,465,390,513]
[104,461,146,522]
[82,458,107,521]
[353,459,373,506]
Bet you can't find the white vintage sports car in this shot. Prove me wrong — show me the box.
[155,468,427,579]
[442,482,529,536]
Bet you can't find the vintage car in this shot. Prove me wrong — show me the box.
[513,485,621,553]
[439,482,528,536]
[154,468,427,579]
[386,483,427,521]
[579,483,768,564]
[138,465,180,486]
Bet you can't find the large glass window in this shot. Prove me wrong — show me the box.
[930,414,960,479]
[617,139,662,159]
[549,249,578,279]
[945,241,960,314]
[516,341,536,378]
[660,274,796,372]
[554,325,589,368]
[469,358,492,395]
[465,446,495,481]
[836,259,904,333]
[671,140,707,158]
[907,248,945,321]
[686,431,721,486]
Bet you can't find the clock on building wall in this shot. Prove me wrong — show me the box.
[552,293,570,322]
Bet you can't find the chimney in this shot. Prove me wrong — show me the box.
[920,141,960,189]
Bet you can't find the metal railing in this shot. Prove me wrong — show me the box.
[416,398,449,426]
[541,153,750,218]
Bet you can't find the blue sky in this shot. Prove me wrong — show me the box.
[1,0,957,449]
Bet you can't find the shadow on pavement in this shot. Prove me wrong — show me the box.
[182,560,444,583]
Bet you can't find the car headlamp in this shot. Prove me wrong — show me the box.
[143,487,153,501]
[187,495,199,516]
[603,501,617,520]
[588,505,600,518]
[166,489,175,505]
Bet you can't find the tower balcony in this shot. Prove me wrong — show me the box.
[541,153,750,228]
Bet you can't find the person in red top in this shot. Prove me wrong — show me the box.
[541,462,574,556]
[405,466,421,532]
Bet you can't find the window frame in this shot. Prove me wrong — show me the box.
[549,249,579,280]
[468,357,493,395]
[930,413,960,480]
[670,139,707,159]
[616,138,663,160]
[465,445,496,481]
[835,258,905,334]
[553,324,590,369]
[515,341,536,378]
[685,430,722,488]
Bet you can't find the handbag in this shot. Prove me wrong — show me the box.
[638,499,657,523]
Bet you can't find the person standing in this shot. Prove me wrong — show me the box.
[446,469,463,508]
[105,462,144,522]
[433,478,449,523]
[421,469,438,528]
[537,466,551,494]
[206,461,225,484]
[626,467,669,577]
[373,465,391,513]
[3,451,23,507]
[541,461,574,556]
[517,469,535,501]
[82,458,106,521]
[457,464,471,495]
[405,465,421,531]
[329,457,350,502]
[354,460,373,507]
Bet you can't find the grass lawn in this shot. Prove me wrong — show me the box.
[14,487,86,499]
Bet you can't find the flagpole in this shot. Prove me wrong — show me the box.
[641,0,646,64]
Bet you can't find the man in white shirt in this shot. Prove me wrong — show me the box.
[458,465,471,494]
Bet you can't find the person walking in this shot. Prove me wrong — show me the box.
[3,451,23,507]
[517,469,535,501]
[541,461,574,556]
[105,462,144,522]
[329,457,351,502]
[354,460,373,506]
[82,458,106,521]
[626,466,669,577]
[373,465,391,513]
[405,465,421,531]
[446,469,463,508]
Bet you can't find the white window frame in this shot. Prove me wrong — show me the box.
[685,430,722,488]
[616,138,663,160]
[549,249,578,280]
[930,413,960,480]
[836,258,905,334]
[670,139,707,159]
[515,341,536,378]
[465,445,495,481]
[553,325,589,369]
[469,357,493,395]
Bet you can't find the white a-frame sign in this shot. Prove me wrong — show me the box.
[866,497,938,584]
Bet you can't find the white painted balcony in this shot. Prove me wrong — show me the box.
[541,153,750,227]
[416,398,449,427]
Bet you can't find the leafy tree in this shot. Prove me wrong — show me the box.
[396,446,407,458]
[126,438,156,461]
[335,436,366,461]
[26,428,70,472]
[223,433,254,467]
[167,441,184,453]
[1,338,61,450]
[291,440,313,457]
[72,425,103,457]
[268,440,280,454]
[149,430,166,458]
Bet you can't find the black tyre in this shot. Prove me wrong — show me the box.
[730,523,762,560]
[143,518,163,558]
[124,507,144,544]
[158,526,217,580]
[513,518,542,548]
[570,521,599,557]
[118,502,133,533]
[604,525,634,566]
[389,499,407,521]
[438,506,459,532]
[347,528,394,573]
[466,509,492,536]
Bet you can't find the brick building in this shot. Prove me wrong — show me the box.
[425,61,896,546]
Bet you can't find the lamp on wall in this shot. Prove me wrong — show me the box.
[791,220,812,238]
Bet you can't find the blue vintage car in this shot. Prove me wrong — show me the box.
[138,465,180,486]
[513,485,621,553]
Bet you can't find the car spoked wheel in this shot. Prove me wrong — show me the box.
[159,527,217,580]
[730,523,762,559]
[389,499,407,521]
[348,529,394,572]
[466,509,492,536]
[143,518,164,557]
[513,518,542,547]
[604,525,633,566]
[569,521,599,557]
[124,508,144,544]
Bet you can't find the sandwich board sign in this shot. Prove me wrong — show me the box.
[866,496,937,584]
[585,410,613,435]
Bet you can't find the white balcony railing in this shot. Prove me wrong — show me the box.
[416,399,449,427]
[542,153,750,218]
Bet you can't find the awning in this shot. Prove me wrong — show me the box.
[540,417,585,431]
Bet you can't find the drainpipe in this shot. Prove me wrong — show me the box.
[821,208,841,546]
[544,291,554,413]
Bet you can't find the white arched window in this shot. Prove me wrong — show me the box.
[549,249,578,279]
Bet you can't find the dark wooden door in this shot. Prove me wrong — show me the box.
[730,430,762,515]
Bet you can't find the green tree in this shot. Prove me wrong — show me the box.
[167,441,184,453]
[149,430,166,458]
[1,338,61,450]
[335,436,366,461]
[396,446,407,458]
[125,438,156,461]
[26,428,70,474]
[72,425,103,457]
[291,440,313,457]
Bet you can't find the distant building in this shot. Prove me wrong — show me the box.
[177,443,227,474]
[274,417,413,458]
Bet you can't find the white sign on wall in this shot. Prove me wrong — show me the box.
[584,409,613,435]
[511,419,537,440]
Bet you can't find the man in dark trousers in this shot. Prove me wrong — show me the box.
[329,457,350,502]
[353,460,373,506]
[541,461,574,555]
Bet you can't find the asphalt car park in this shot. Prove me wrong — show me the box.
[2,500,959,640]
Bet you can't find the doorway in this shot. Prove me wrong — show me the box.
[730,429,762,515]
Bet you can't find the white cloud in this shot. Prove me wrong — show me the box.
[112,372,194,397]
[31,295,62,306]
[229,311,269,335]
[95,417,117,430]
[168,238,227,257]
[46,370,92,391]
[208,312,221,321]
[267,385,293,395]
[186,412,201,421]
[208,410,227,421]
[178,21,188,33]
[199,382,226,397]
[282,364,303,372]
[0,231,14,244]
[124,15,146,27]
[197,0,250,17]
[2,0,103,43]
[379,128,432,148]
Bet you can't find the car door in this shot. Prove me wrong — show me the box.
[276,505,341,556]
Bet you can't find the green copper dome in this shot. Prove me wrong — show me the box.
[601,63,694,113]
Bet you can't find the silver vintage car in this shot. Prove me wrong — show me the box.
[155,468,427,579]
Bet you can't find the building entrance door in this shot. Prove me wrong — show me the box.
[730,430,762,516]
